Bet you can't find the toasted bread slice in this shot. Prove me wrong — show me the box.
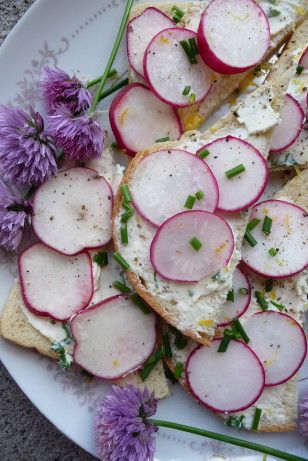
[0,281,169,399]
[128,2,307,131]
[113,23,302,344]
[164,169,308,432]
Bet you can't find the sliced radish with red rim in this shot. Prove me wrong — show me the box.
[109,84,182,156]
[32,167,113,255]
[242,200,308,278]
[130,149,219,226]
[127,7,174,77]
[299,47,308,70]
[144,28,212,107]
[243,311,307,386]
[150,210,234,282]
[71,295,157,379]
[198,136,268,212]
[217,266,251,327]
[19,243,93,321]
[270,94,305,153]
[197,0,270,74]
[186,339,265,412]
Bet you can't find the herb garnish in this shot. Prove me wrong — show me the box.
[247,218,261,231]
[265,279,274,292]
[113,252,130,270]
[268,247,278,257]
[182,85,191,95]
[195,191,205,200]
[268,7,280,17]
[180,38,199,64]
[262,215,272,235]
[189,236,202,251]
[225,414,246,430]
[155,136,170,143]
[174,362,184,379]
[199,149,210,159]
[184,194,197,209]
[163,334,173,358]
[233,319,250,344]
[270,300,285,311]
[171,5,185,23]
[139,346,164,381]
[252,408,262,430]
[51,342,71,370]
[93,251,108,267]
[225,164,246,179]
[238,287,249,295]
[296,65,304,75]
[255,291,268,310]
[227,289,235,302]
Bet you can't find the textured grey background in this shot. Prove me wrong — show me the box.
[0,2,95,460]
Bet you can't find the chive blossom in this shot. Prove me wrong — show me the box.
[252,408,262,430]
[121,184,132,203]
[93,251,108,267]
[225,164,246,179]
[175,362,184,379]
[184,194,197,209]
[255,291,268,310]
[233,318,250,344]
[265,279,274,292]
[199,149,210,159]
[268,247,278,257]
[113,252,130,270]
[155,136,170,143]
[182,85,191,95]
[246,218,261,231]
[195,191,205,200]
[262,215,272,235]
[112,280,131,294]
[227,289,235,302]
[244,230,257,247]
[121,224,128,244]
[238,287,249,295]
[189,236,202,251]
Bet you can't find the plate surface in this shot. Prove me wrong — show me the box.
[0,0,307,459]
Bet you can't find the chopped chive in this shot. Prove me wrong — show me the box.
[244,230,257,247]
[107,68,118,78]
[246,218,261,231]
[265,279,274,292]
[195,191,205,200]
[268,247,278,257]
[255,291,268,310]
[189,93,196,104]
[139,346,164,381]
[184,194,197,209]
[225,164,246,179]
[113,252,130,270]
[121,224,128,244]
[93,251,108,267]
[296,65,304,75]
[238,287,249,295]
[233,318,250,344]
[173,15,180,23]
[252,408,262,431]
[130,293,151,314]
[112,280,131,293]
[270,300,285,311]
[268,7,280,17]
[217,330,233,352]
[225,414,246,430]
[188,37,199,56]
[122,201,134,211]
[189,236,202,251]
[182,85,191,95]
[198,149,210,159]
[155,136,170,143]
[175,362,184,379]
[227,289,235,302]
[173,329,188,349]
[163,334,173,358]
[180,40,197,64]
[121,184,132,203]
[262,215,272,235]
[111,141,118,149]
[171,5,185,17]
[121,209,134,223]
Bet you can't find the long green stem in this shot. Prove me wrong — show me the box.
[149,420,306,461]
[89,0,134,112]
[97,77,128,102]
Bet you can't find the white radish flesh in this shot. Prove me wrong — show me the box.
[198,136,268,212]
[32,167,113,255]
[242,200,308,278]
[131,149,219,226]
[109,83,182,156]
[71,295,157,379]
[186,339,265,412]
[270,94,305,153]
[299,47,308,70]
[197,0,270,74]
[150,210,234,282]
[144,28,212,107]
[127,7,174,77]
[243,311,307,386]
[217,266,250,327]
[19,243,93,321]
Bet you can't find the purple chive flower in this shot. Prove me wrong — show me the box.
[41,66,92,114]
[299,394,308,437]
[94,385,158,461]
[0,181,30,252]
[48,105,104,161]
[0,105,57,187]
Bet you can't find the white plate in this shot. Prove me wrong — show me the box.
[0,0,307,459]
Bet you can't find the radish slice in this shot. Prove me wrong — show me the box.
[131,149,219,226]
[150,210,234,282]
[127,7,174,77]
[243,312,307,386]
[32,167,113,255]
[198,136,268,212]
[186,340,265,412]
[71,295,156,379]
[144,28,212,107]
[109,83,182,156]
[299,47,308,70]
[270,94,305,153]
[242,200,308,278]
[19,243,93,321]
[197,0,270,75]
[217,267,250,327]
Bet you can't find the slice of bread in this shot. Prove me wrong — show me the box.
[128,1,307,131]
[113,22,302,344]
[0,281,170,399]
[164,168,308,432]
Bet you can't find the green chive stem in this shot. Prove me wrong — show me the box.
[244,230,257,247]
[93,251,108,267]
[97,77,129,101]
[121,224,128,244]
[113,252,130,270]
[130,293,151,314]
[246,218,261,231]
[184,195,197,209]
[225,164,246,179]
[189,237,202,251]
[262,216,272,235]
[296,65,304,75]
[217,331,232,352]
[252,408,262,430]
[198,149,210,159]
[195,191,205,200]
[182,85,191,95]
[226,289,235,302]
[233,319,250,344]
[238,288,249,295]
[112,280,131,294]
[180,40,197,64]
[255,291,268,311]
[163,334,173,358]
[268,247,278,257]
[174,362,184,378]
[155,136,170,143]
[121,184,132,203]
[188,37,199,55]
[270,300,285,311]
[265,279,274,292]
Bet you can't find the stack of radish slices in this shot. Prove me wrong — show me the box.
[110,0,270,155]
[19,167,157,379]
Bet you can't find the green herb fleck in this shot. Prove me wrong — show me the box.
[225,414,246,430]
[62,323,73,344]
[195,191,205,200]
[227,289,235,302]
[199,149,210,159]
[155,136,170,143]
[174,362,184,379]
[244,230,258,247]
[112,280,131,293]
[107,68,118,78]
[189,93,196,104]
[268,247,278,257]
[217,329,233,352]
[184,194,197,209]
[270,300,285,311]
[93,251,108,267]
[111,141,118,149]
[51,342,71,370]
[262,215,272,235]
[189,236,202,251]
[265,279,274,292]
[296,65,304,75]
[238,287,249,295]
[113,252,130,270]
[121,184,132,203]
[121,208,134,223]
[188,289,194,297]
[255,291,268,310]
[172,327,188,350]
[182,85,191,95]
[233,318,250,344]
